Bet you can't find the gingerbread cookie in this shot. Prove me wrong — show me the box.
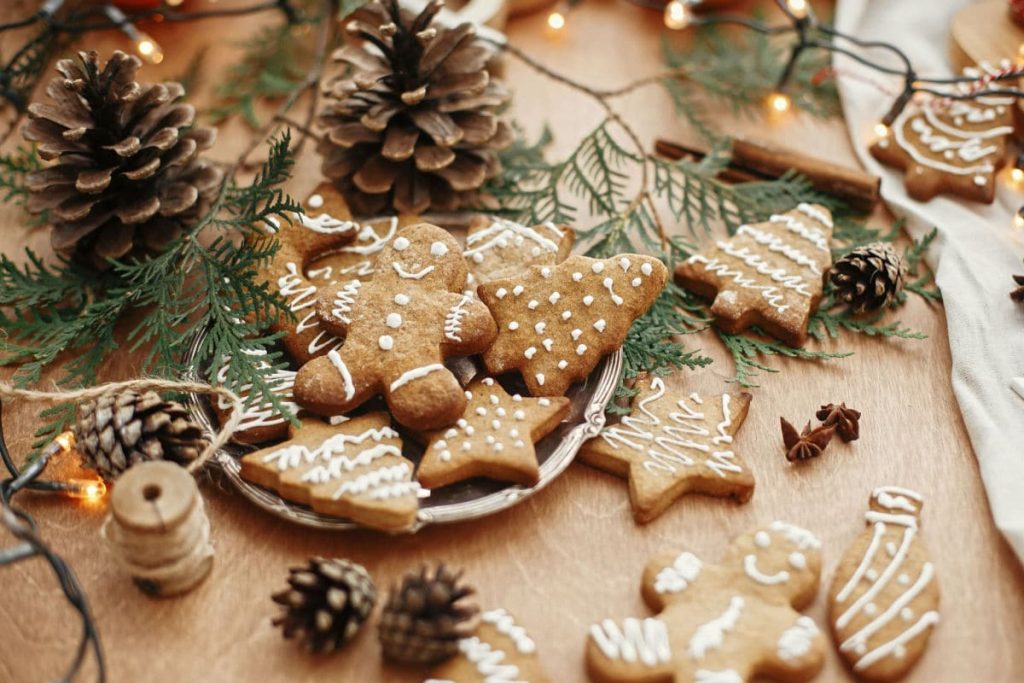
[305,215,401,284]
[829,487,939,681]
[294,223,497,429]
[464,216,574,289]
[579,375,753,523]
[586,521,825,683]
[426,608,550,683]
[212,349,298,444]
[415,377,570,489]
[240,413,425,532]
[478,254,668,396]
[870,66,1014,203]
[255,183,360,364]
[674,203,833,347]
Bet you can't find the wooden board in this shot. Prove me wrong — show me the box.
[1,1,1023,682]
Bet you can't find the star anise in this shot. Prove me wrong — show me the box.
[815,402,861,442]
[1011,273,1024,303]
[781,418,835,462]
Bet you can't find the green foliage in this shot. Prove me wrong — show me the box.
[0,146,41,206]
[721,330,852,388]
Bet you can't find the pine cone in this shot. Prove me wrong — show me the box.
[317,0,512,215]
[272,557,377,653]
[830,242,906,313]
[378,563,479,664]
[74,390,206,481]
[23,51,223,269]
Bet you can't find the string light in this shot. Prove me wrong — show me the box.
[873,122,889,138]
[663,0,691,30]
[66,478,107,502]
[767,91,792,114]
[104,5,165,65]
[1012,168,1024,185]
[546,9,566,31]
[786,0,809,19]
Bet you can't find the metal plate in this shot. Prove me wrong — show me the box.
[182,329,620,532]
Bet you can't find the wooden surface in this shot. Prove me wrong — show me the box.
[3,1,1024,682]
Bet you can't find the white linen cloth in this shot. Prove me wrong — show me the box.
[834,0,1024,563]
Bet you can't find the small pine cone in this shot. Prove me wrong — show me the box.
[317,0,512,215]
[74,390,206,481]
[272,558,377,653]
[830,242,906,313]
[23,50,223,269]
[378,563,479,664]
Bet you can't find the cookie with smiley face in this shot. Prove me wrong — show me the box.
[293,223,497,430]
[586,521,825,683]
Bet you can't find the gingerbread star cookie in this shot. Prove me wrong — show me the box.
[253,183,360,364]
[293,223,497,429]
[870,65,1014,203]
[464,216,574,288]
[580,375,753,523]
[426,608,550,683]
[674,203,833,347]
[829,487,939,681]
[415,377,570,489]
[212,349,298,444]
[240,413,425,532]
[586,522,825,683]
[478,254,668,396]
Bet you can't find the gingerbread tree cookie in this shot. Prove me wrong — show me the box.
[254,183,360,364]
[478,254,668,397]
[426,608,550,683]
[870,66,1014,204]
[580,375,753,524]
[212,349,298,444]
[415,377,570,489]
[828,487,939,681]
[674,203,833,347]
[586,521,825,683]
[240,413,425,532]
[464,216,574,288]
[293,223,497,429]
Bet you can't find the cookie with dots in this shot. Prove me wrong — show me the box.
[251,183,361,364]
[579,374,754,524]
[586,521,825,683]
[239,413,426,532]
[478,253,668,397]
[870,63,1014,204]
[828,487,939,682]
[415,377,570,489]
[463,216,574,289]
[674,203,834,348]
[425,608,550,683]
[293,223,497,429]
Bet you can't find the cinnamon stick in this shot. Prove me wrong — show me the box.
[655,137,881,213]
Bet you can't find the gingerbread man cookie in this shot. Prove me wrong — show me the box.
[212,349,298,444]
[587,521,825,683]
[871,65,1014,204]
[293,223,497,429]
[479,254,668,397]
[240,413,425,532]
[579,375,753,523]
[425,608,550,683]
[415,377,570,489]
[674,203,833,347]
[305,215,402,284]
[255,183,360,364]
[464,216,574,288]
[828,487,939,681]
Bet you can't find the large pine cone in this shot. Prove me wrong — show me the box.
[830,242,906,313]
[272,557,377,653]
[23,51,223,269]
[378,563,479,664]
[74,390,206,481]
[318,0,512,215]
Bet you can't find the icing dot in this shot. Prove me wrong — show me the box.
[491,419,501,430]
[593,319,606,333]
[536,373,545,386]
[525,347,537,359]
[894,645,907,659]
[583,295,594,306]
[440,450,452,462]
[510,429,519,438]
[495,287,508,299]
[476,407,487,417]
[631,277,642,287]
[394,293,410,305]
[897,573,911,585]
[535,322,546,333]
[788,552,806,570]
[514,440,525,448]
[514,410,526,420]
[572,272,583,282]
[576,344,587,355]
[541,267,552,278]
[464,391,472,400]
[496,408,506,417]
[446,428,458,438]
[508,321,519,330]
[531,246,541,256]
[943,149,954,159]
[457,419,468,428]
[538,398,551,406]
[571,329,583,340]
[592,262,605,273]
[561,310,572,320]
[754,531,771,548]
[486,435,496,445]
[465,425,475,435]
[512,394,522,402]
[393,236,410,251]
[542,338,554,351]
[866,569,879,581]
[307,193,324,208]
[864,603,878,616]
[641,263,653,276]
[973,175,987,186]
[513,285,524,296]
[558,360,568,369]
[494,443,504,452]
[490,395,499,405]
[430,241,449,257]
[900,607,914,622]
[386,313,402,328]
[378,335,394,350]
[619,257,631,271]
[482,378,494,385]
[549,292,561,304]
[472,252,484,263]
[435,440,447,449]
[462,441,472,451]
[528,300,539,310]
[855,643,868,655]
[878,138,890,149]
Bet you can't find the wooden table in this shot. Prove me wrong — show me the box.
[2,1,1023,681]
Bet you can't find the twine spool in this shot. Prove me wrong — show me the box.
[101,461,214,597]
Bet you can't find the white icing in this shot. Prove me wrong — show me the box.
[654,551,702,594]
[715,242,813,295]
[754,531,771,548]
[603,277,624,305]
[835,525,917,630]
[890,102,1012,176]
[789,552,807,570]
[589,617,671,666]
[769,521,821,549]
[457,636,521,680]
[430,240,449,257]
[852,611,940,671]
[306,193,324,209]
[744,555,789,585]
[327,350,355,400]
[689,254,792,314]
[393,236,410,251]
[482,608,536,654]
[390,364,446,392]
[278,262,341,354]
[385,312,402,328]
[444,295,471,343]
[378,335,393,351]
[392,262,435,279]
[795,202,833,228]
[736,224,823,274]
[768,213,831,252]
[841,562,936,661]
[394,293,409,305]
[777,616,819,661]
[689,596,744,658]
[695,671,742,683]
[331,280,362,324]
[298,212,359,235]
[464,218,563,263]
[215,350,296,432]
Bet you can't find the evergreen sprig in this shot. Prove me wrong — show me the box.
[0,145,41,205]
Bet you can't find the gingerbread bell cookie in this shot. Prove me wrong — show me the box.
[464,216,574,288]
[675,203,833,347]
[415,377,570,489]
[587,521,825,683]
[294,223,497,429]
[479,254,668,396]
[240,414,425,532]
[580,375,753,523]
[829,487,939,681]
[426,608,550,683]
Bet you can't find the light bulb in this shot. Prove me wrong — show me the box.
[136,34,164,64]
[166,0,185,5]
[874,123,889,138]
[547,11,566,31]
[787,0,809,19]
[664,0,690,30]
[1012,167,1024,184]
[768,92,792,114]
[67,478,107,502]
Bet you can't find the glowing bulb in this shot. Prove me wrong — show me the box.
[547,11,565,31]
[166,0,185,5]
[663,0,690,30]
[1015,211,1024,230]
[768,92,792,114]
[1012,168,1024,184]
[787,0,809,19]
[136,35,164,65]
[67,478,107,502]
